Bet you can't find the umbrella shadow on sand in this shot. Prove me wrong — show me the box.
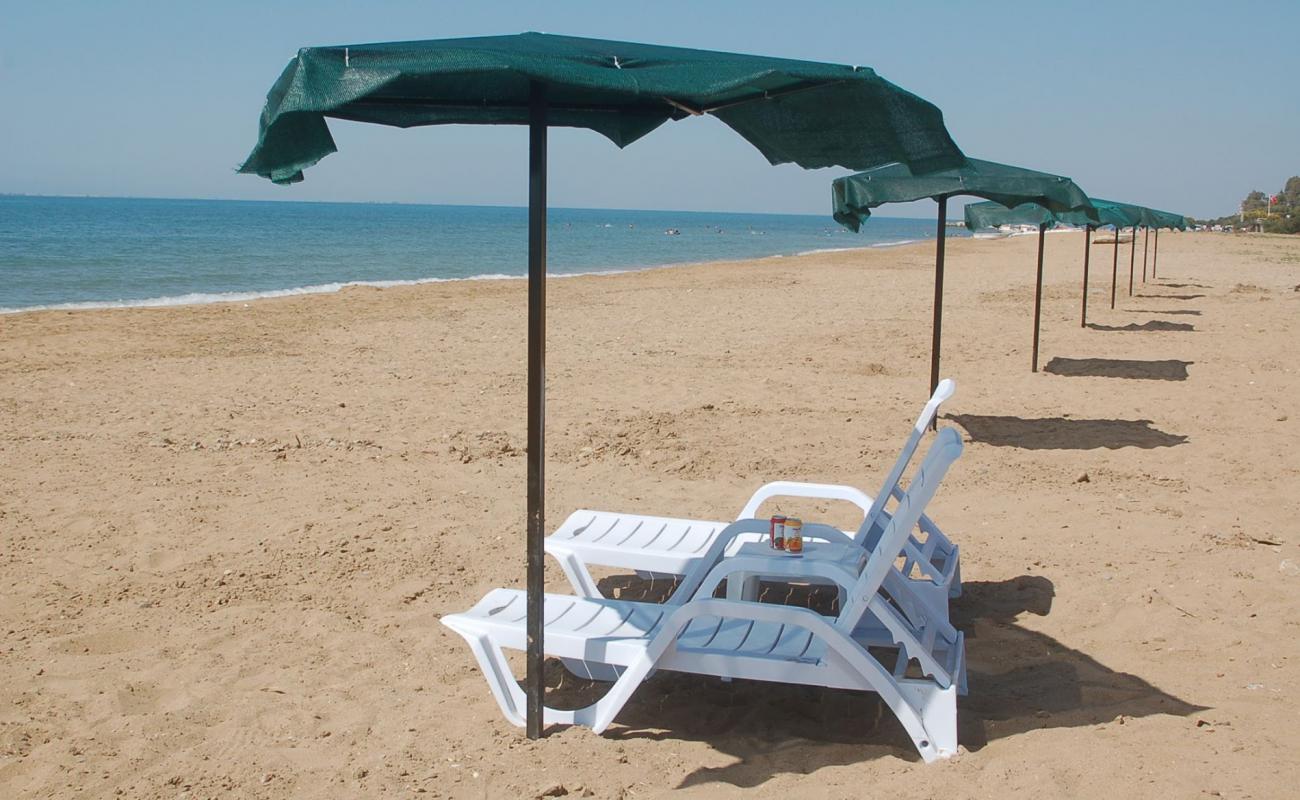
[1124,308,1201,316]
[1086,320,1196,332]
[1135,293,1204,301]
[1044,357,1192,381]
[540,575,1203,789]
[947,414,1188,449]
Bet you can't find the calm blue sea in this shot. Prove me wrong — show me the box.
[0,195,951,313]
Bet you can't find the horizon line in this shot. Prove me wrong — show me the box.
[0,192,948,222]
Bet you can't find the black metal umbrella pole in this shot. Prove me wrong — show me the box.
[929,195,948,405]
[1110,226,1120,309]
[1128,226,1137,295]
[525,81,547,740]
[1081,225,1092,327]
[1031,222,1046,371]
[1142,226,1150,283]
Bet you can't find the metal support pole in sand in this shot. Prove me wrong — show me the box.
[1152,228,1160,278]
[1032,223,1046,371]
[1110,226,1119,309]
[525,80,547,741]
[1128,226,1137,295]
[1081,225,1092,327]
[929,195,948,429]
[1142,226,1150,283]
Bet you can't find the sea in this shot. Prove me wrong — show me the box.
[0,195,955,314]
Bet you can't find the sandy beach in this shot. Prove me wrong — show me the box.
[2,230,1298,798]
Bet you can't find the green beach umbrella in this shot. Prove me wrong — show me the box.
[963,198,1139,363]
[831,159,1095,381]
[240,31,967,739]
[241,32,965,183]
[966,198,1161,334]
[831,158,1095,232]
[1083,199,1148,308]
[1142,209,1189,279]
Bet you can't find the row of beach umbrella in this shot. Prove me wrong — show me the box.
[237,32,1190,735]
[832,162,1191,393]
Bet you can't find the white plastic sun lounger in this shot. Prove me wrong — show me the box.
[443,428,966,762]
[545,380,961,613]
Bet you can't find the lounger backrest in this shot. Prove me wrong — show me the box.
[853,379,955,549]
[837,427,962,631]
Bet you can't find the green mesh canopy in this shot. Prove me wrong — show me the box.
[1088,198,1149,229]
[239,32,966,184]
[962,201,1058,230]
[1145,208,1189,230]
[964,197,1141,231]
[831,158,1095,232]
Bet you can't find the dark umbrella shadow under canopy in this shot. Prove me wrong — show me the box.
[239,31,967,739]
[830,159,1096,398]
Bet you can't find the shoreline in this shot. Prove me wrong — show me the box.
[0,239,941,317]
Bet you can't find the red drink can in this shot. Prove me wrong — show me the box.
[769,515,787,550]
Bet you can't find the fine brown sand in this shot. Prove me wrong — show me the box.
[2,230,1299,799]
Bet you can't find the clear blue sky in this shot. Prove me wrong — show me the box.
[1,1,1295,219]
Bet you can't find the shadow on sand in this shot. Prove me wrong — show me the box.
[536,575,1202,789]
[1155,282,1211,289]
[1087,320,1195,332]
[1044,357,1191,381]
[947,414,1187,449]
[1124,308,1201,316]
[1135,293,1204,300]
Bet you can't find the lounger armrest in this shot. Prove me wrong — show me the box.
[668,518,774,604]
[691,555,860,602]
[737,481,874,521]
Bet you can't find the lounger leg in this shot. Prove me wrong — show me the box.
[898,682,958,759]
[460,632,528,727]
[448,628,655,733]
[547,546,603,598]
[821,641,953,763]
[948,560,962,599]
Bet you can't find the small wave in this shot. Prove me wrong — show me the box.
[0,266,691,315]
[794,245,870,256]
[870,238,925,249]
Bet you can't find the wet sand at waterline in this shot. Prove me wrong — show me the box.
[2,231,1298,799]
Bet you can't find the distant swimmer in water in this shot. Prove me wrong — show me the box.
[664,228,680,235]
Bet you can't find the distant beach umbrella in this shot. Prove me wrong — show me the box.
[831,159,1095,394]
[239,31,967,740]
[963,198,1140,365]
[1141,209,1190,278]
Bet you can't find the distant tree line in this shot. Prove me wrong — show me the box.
[1205,176,1300,233]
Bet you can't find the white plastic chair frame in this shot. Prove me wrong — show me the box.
[442,428,966,762]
